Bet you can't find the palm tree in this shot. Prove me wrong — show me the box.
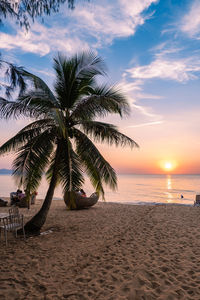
[0,52,138,234]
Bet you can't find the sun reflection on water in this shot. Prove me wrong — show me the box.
[166,175,173,203]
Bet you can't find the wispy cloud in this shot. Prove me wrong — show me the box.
[0,23,89,56]
[180,0,200,38]
[118,78,162,101]
[0,0,158,55]
[126,121,163,128]
[0,30,50,56]
[71,0,158,45]
[127,57,200,82]
[152,43,183,58]
[117,78,163,123]
[30,67,54,78]
[132,103,161,119]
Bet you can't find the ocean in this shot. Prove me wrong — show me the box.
[0,174,199,206]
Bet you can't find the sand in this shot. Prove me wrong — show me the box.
[1,199,200,299]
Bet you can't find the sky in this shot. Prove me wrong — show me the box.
[0,0,200,174]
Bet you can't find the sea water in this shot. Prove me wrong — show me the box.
[0,174,199,206]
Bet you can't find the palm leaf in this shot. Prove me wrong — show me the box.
[73,51,106,79]
[79,121,139,148]
[46,139,84,191]
[0,119,54,155]
[20,70,58,104]
[53,52,106,109]
[1,61,27,97]
[58,139,84,192]
[0,96,52,119]
[12,129,55,191]
[73,128,117,197]
[0,1,18,19]
[53,53,76,109]
[71,84,130,121]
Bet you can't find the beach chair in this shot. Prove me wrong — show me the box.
[9,206,19,216]
[10,192,19,206]
[194,195,200,207]
[0,214,25,246]
[16,196,28,208]
[0,198,8,207]
[64,191,99,210]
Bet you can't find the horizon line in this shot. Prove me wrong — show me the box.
[1,169,200,176]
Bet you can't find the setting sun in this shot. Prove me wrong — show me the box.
[159,160,178,173]
[164,162,173,170]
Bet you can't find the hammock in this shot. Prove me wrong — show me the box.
[64,191,99,210]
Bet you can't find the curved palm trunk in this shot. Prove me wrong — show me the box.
[23,144,61,234]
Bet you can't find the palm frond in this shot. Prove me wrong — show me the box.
[52,108,67,138]
[73,128,117,197]
[20,70,58,104]
[12,129,55,191]
[18,90,59,117]
[73,51,106,79]
[71,84,130,121]
[0,62,27,98]
[53,53,75,109]
[80,121,139,148]
[58,140,84,192]
[0,60,58,107]
[0,97,34,119]
[46,139,84,192]
[0,119,54,155]
[0,93,55,120]
[53,51,106,109]
[0,1,18,19]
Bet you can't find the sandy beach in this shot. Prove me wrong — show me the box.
[1,199,200,299]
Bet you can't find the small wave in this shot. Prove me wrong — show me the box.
[104,201,193,207]
[171,189,195,193]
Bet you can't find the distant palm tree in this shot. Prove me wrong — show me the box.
[0,52,138,234]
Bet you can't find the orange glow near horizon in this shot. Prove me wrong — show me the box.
[159,160,178,173]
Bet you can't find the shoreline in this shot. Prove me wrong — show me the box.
[1,196,194,207]
[1,199,200,299]
[105,200,194,207]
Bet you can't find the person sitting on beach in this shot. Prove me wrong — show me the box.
[80,189,86,197]
[16,189,22,195]
[18,190,26,200]
[10,189,22,205]
[31,191,38,204]
[15,189,22,200]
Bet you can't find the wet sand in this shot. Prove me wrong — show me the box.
[0,199,200,299]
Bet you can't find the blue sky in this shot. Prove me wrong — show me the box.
[0,0,200,173]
